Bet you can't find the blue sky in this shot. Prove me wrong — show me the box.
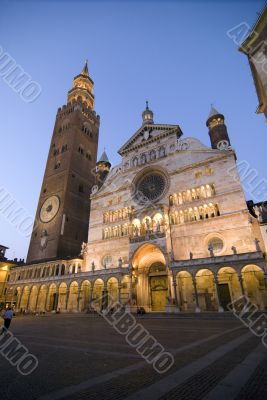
[0,0,266,259]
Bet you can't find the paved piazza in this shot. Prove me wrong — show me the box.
[0,313,267,400]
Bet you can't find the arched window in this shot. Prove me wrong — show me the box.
[55,265,60,276]
[61,144,68,153]
[102,255,112,268]
[72,265,76,274]
[54,161,61,169]
[78,145,84,155]
[86,152,91,160]
[61,264,65,275]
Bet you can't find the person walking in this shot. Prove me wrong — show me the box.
[2,307,13,331]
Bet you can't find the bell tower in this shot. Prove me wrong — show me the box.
[27,61,99,263]
[206,106,231,150]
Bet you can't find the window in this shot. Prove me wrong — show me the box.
[61,144,68,153]
[86,152,91,160]
[102,255,112,268]
[79,183,84,193]
[54,161,61,169]
[208,238,224,254]
[53,148,59,156]
[78,145,84,155]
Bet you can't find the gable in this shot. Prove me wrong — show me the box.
[118,123,183,156]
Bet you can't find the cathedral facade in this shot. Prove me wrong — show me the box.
[4,65,267,313]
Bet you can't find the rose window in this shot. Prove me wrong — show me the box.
[135,172,167,204]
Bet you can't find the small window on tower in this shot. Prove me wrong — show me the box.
[79,184,84,193]
[78,145,84,155]
[54,161,61,169]
[61,144,68,153]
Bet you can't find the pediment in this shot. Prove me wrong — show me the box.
[118,123,182,155]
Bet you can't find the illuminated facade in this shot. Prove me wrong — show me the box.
[5,75,267,313]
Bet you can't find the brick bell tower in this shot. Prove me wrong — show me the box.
[27,61,99,263]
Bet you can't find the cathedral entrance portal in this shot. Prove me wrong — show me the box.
[131,243,168,312]
[149,263,168,311]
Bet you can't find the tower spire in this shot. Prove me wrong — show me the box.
[67,59,94,109]
[81,59,89,76]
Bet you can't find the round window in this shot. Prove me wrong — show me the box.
[208,238,224,253]
[134,172,167,204]
[102,255,112,267]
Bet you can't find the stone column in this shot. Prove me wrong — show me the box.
[88,286,92,306]
[172,281,180,312]
[192,277,200,312]
[238,273,245,296]
[65,289,70,311]
[118,284,122,304]
[77,286,81,312]
[102,283,108,311]
[26,288,32,310]
[214,277,224,312]
[44,289,49,312]
[17,289,23,311]
[34,287,41,312]
[54,289,59,311]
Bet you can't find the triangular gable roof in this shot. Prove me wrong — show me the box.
[118,123,183,155]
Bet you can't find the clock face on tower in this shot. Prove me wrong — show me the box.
[39,195,60,223]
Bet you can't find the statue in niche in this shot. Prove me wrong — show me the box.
[118,257,123,268]
[80,242,87,256]
[231,246,237,255]
[156,219,161,233]
[134,225,139,237]
[189,252,193,260]
[91,261,95,272]
[208,244,214,257]
[255,238,261,252]
[103,262,107,270]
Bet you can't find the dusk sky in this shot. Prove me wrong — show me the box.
[0,0,266,260]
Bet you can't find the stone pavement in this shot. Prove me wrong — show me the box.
[0,313,266,400]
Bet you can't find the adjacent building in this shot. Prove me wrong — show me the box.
[0,245,24,309]
[239,5,267,121]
